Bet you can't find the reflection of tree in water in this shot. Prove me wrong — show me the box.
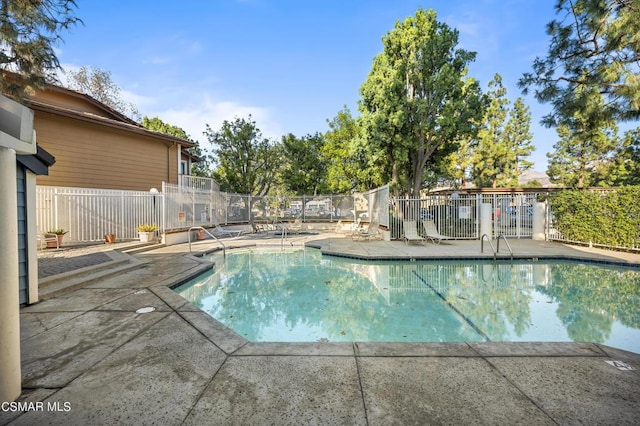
[540,263,640,343]
[177,251,640,344]
[211,250,334,340]
[411,262,534,341]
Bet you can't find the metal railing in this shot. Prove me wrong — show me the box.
[389,191,547,241]
[188,226,225,256]
[480,234,497,261]
[497,234,514,260]
[481,233,513,261]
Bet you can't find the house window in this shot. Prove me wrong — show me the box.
[180,160,188,175]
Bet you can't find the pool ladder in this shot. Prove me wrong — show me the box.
[481,234,513,261]
[188,226,226,257]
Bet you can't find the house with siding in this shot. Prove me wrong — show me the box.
[1,94,55,401]
[16,79,197,191]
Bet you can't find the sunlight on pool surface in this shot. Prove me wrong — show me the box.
[174,248,640,353]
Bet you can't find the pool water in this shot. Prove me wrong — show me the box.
[173,248,640,353]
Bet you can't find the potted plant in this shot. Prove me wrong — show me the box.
[137,224,158,242]
[45,229,67,248]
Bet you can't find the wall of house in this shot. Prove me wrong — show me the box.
[168,143,179,185]
[34,111,175,191]
[17,163,27,304]
[32,89,110,118]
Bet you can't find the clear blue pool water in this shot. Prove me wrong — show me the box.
[173,247,640,353]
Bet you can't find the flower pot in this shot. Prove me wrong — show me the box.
[105,234,117,243]
[138,231,154,243]
[45,234,64,248]
[196,229,206,240]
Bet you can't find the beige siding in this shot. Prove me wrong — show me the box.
[168,144,179,184]
[32,89,112,118]
[35,112,174,191]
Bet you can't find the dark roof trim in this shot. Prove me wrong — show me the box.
[43,84,139,126]
[28,101,195,148]
[17,144,56,175]
[181,148,202,163]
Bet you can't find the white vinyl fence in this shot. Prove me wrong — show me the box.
[36,183,389,244]
[38,184,560,246]
[36,186,162,243]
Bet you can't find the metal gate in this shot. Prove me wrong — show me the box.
[389,192,545,240]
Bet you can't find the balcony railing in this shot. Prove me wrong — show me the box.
[179,175,218,192]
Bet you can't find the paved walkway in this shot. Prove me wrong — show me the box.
[3,235,639,425]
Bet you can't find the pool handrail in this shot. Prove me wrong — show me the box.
[188,226,226,257]
[480,234,497,261]
[481,233,514,261]
[496,234,514,261]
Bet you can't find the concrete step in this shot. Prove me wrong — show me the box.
[120,242,165,255]
[38,251,144,301]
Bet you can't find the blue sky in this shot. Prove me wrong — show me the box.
[56,0,559,171]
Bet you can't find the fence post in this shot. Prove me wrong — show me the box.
[161,182,167,234]
[53,187,59,230]
[532,202,546,240]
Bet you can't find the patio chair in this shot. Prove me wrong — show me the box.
[212,217,243,238]
[352,219,381,241]
[403,220,425,245]
[37,228,59,250]
[284,217,304,234]
[422,220,446,244]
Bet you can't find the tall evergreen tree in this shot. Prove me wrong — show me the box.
[1,0,81,98]
[547,87,618,188]
[613,128,640,185]
[504,98,535,185]
[519,0,640,125]
[473,74,510,188]
[473,75,534,188]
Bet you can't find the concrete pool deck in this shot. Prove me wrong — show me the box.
[4,234,640,425]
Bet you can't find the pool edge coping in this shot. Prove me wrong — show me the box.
[159,242,640,357]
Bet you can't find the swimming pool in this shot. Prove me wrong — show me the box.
[173,247,640,353]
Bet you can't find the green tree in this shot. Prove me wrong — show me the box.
[586,128,640,187]
[473,75,534,188]
[205,115,279,196]
[504,98,535,184]
[66,66,140,120]
[612,128,640,185]
[280,132,328,195]
[359,8,484,196]
[519,0,640,125]
[473,75,510,188]
[141,116,190,140]
[141,116,211,176]
[322,107,382,192]
[1,0,81,98]
[547,87,618,188]
[438,134,474,190]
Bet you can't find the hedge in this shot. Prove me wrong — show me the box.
[549,186,640,249]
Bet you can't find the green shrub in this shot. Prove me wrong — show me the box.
[550,186,640,248]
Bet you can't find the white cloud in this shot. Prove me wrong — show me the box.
[120,89,155,110]
[152,96,284,145]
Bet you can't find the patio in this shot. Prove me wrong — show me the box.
[3,235,639,425]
